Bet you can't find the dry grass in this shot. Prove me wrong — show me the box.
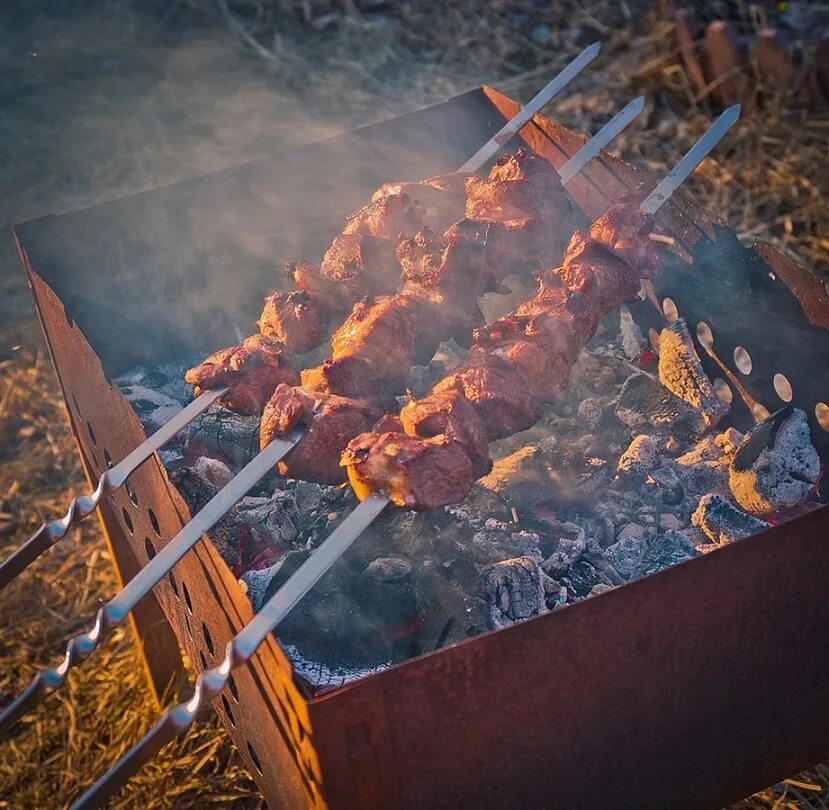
[0,1,827,807]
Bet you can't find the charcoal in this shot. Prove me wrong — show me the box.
[640,530,699,574]
[616,372,705,439]
[618,304,646,361]
[647,465,685,506]
[558,557,609,600]
[617,435,659,486]
[729,407,821,514]
[604,523,651,581]
[478,437,610,509]
[658,319,728,429]
[541,523,587,575]
[659,512,682,531]
[264,546,420,670]
[480,556,549,629]
[120,384,183,432]
[169,466,248,572]
[185,405,261,468]
[236,495,298,547]
[691,493,771,545]
[577,396,614,431]
[191,456,232,489]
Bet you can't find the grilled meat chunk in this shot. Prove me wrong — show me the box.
[185,335,299,416]
[372,172,470,232]
[342,199,662,510]
[399,388,491,478]
[260,384,384,485]
[343,431,474,510]
[257,288,332,354]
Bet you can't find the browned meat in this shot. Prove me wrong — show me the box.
[372,172,470,232]
[432,352,542,439]
[257,289,332,354]
[260,384,384,485]
[585,198,659,278]
[343,193,425,241]
[341,199,663,511]
[342,432,474,510]
[399,389,491,478]
[185,335,299,416]
[464,148,577,268]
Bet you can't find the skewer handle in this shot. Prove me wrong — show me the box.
[0,387,226,591]
[72,495,389,808]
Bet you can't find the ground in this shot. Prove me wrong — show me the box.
[0,1,827,807]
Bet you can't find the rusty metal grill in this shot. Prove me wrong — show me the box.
[12,86,829,808]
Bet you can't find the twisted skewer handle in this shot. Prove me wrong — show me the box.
[0,387,227,591]
[70,494,389,809]
[0,429,300,738]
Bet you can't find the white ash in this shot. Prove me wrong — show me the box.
[729,407,821,514]
[481,556,550,629]
[691,494,771,546]
[114,311,822,690]
[617,434,659,486]
[619,304,646,361]
[657,319,728,429]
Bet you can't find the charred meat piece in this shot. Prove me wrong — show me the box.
[400,388,492,478]
[465,148,578,268]
[586,196,660,277]
[340,199,662,511]
[185,335,299,416]
[257,288,333,354]
[343,431,474,510]
[372,172,470,232]
[260,384,384,485]
[432,352,542,439]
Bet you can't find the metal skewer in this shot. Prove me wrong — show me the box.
[0,428,301,739]
[459,41,601,172]
[0,52,602,592]
[0,387,227,591]
[0,68,619,732]
[70,105,739,809]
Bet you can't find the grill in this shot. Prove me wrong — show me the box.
[12,85,829,809]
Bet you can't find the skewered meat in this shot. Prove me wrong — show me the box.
[343,202,660,508]
[259,189,465,354]
[257,288,332,354]
[342,432,474,510]
[260,384,384,485]
[185,335,299,416]
[373,171,470,232]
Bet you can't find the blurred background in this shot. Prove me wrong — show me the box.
[1,1,827,806]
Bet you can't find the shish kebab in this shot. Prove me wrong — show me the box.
[69,106,740,810]
[207,97,644,485]
[0,43,602,592]
[0,101,646,738]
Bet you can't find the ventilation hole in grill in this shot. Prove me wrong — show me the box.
[199,650,208,670]
[816,402,829,431]
[148,509,161,536]
[86,421,97,448]
[648,328,660,352]
[662,297,679,322]
[184,613,192,636]
[221,694,235,727]
[169,570,180,598]
[227,673,239,702]
[713,378,733,404]
[734,346,753,375]
[824,280,829,298]
[695,321,714,350]
[202,622,214,656]
[72,393,81,415]
[773,373,793,403]
[753,403,770,421]
[103,449,113,469]
[125,479,139,506]
[183,582,193,614]
[247,742,263,774]
[144,537,156,560]
[122,508,134,535]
